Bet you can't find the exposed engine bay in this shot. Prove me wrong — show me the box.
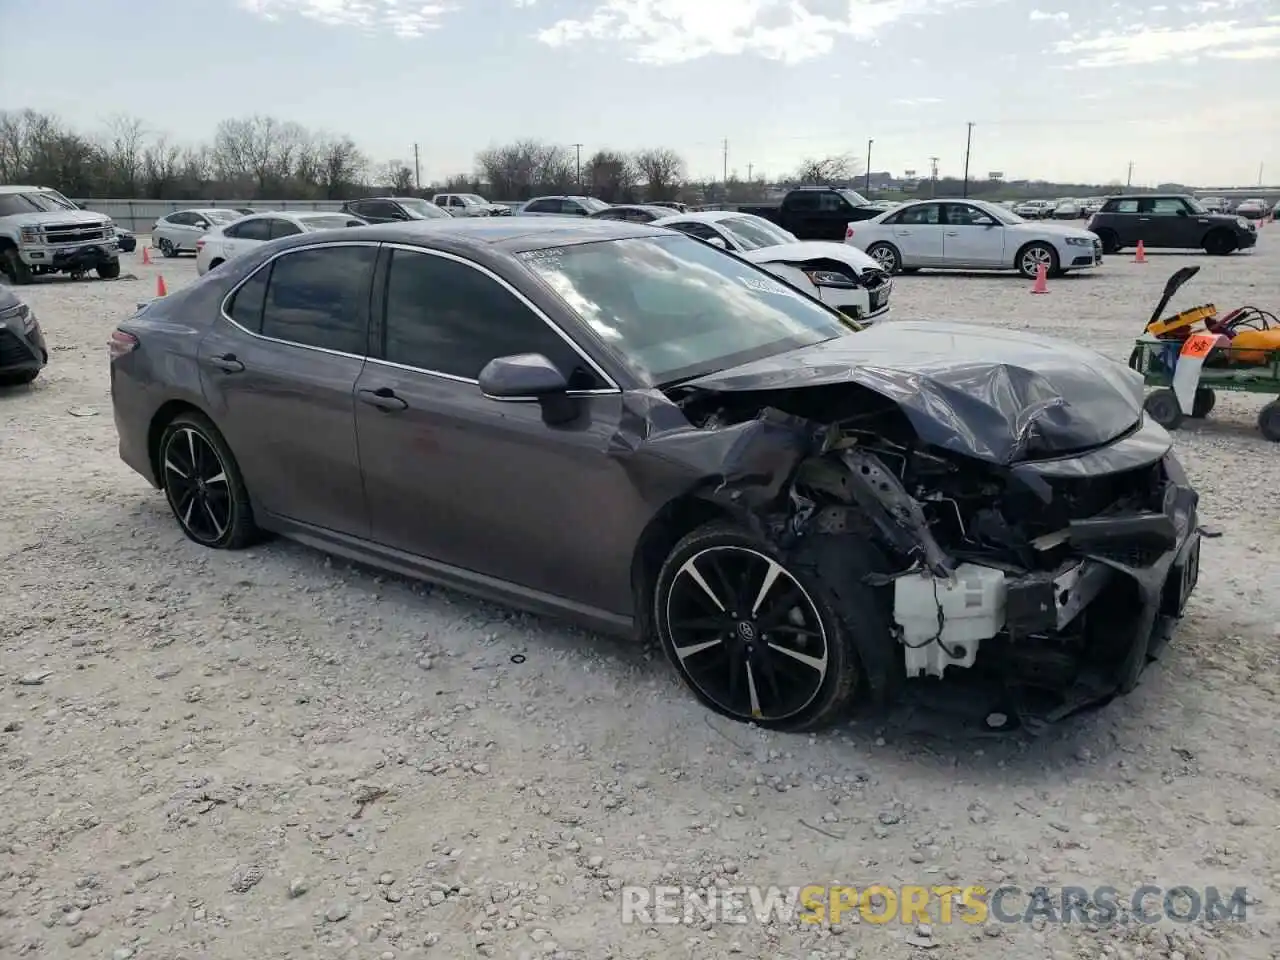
[663,378,1202,731]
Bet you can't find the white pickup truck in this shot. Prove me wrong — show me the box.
[0,185,120,283]
[430,193,511,217]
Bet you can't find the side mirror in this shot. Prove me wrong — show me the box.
[479,353,568,398]
[974,218,996,227]
[706,236,729,249]
[194,220,209,229]
[479,353,576,424]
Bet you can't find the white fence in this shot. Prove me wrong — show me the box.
[72,198,347,232]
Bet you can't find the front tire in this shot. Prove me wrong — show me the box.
[1017,242,1059,279]
[865,242,901,274]
[653,522,885,731]
[1203,230,1236,256]
[2,248,34,285]
[0,368,40,387]
[1096,229,1121,255]
[158,411,260,549]
[97,259,120,280]
[158,238,177,258]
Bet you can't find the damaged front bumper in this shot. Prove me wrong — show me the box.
[883,416,1200,727]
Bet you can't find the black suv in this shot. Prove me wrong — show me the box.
[340,197,451,223]
[0,286,47,386]
[1087,194,1257,256]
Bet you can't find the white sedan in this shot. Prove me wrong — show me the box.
[845,198,1102,279]
[195,210,367,275]
[151,208,245,257]
[651,211,893,324]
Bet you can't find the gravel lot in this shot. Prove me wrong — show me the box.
[2,236,1279,960]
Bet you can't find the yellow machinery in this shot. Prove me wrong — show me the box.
[1128,266,1280,440]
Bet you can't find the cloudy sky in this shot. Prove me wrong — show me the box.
[3,0,1277,186]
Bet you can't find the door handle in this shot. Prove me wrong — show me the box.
[945,231,960,236]
[205,352,244,373]
[358,387,408,411]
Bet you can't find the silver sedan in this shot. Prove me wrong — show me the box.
[195,211,367,275]
[151,208,244,257]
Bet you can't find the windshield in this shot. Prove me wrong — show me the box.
[0,190,78,215]
[1183,198,1208,214]
[718,215,794,250]
[301,215,365,230]
[837,189,869,207]
[460,194,487,204]
[518,234,856,386]
[579,197,610,213]
[980,204,1025,225]
[206,210,242,224]
[398,198,450,219]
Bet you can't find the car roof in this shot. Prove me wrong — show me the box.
[268,216,668,254]
[525,195,595,202]
[0,185,54,194]
[651,210,743,224]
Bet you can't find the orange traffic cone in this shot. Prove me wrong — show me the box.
[1031,263,1049,294]
[1134,240,1147,263]
[156,275,167,297]
[141,246,151,265]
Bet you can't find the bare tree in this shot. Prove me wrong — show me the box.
[584,150,638,203]
[475,139,568,200]
[317,135,366,199]
[632,147,686,201]
[100,114,147,195]
[792,154,859,185]
[377,161,416,193]
[141,135,182,197]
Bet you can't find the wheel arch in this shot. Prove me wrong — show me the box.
[147,398,212,484]
[629,495,737,640]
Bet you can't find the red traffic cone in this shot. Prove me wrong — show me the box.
[156,275,167,297]
[1031,262,1049,294]
[141,246,151,265]
[1134,240,1147,263]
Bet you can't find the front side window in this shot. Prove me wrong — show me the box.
[260,245,376,354]
[269,219,303,239]
[225,218,273,241]
[382,249,604,388]
[519,234,855,386]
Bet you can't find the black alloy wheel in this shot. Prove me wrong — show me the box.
[661,542,832,724]
[158,412,259,548]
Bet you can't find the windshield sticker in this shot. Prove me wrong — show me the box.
[739,275,793,297]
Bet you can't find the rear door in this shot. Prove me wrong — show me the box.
[1103,198,1141,245]
[197,242,378,537]
[887,202,944,265]
[218,216,273,261]
[940,203,1006,266]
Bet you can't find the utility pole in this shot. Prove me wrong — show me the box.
[1126,161,1134,188]
[747,162,753,181]
[413,143,420,190]
[865,139,873,195]
[928,157,939,198]
[961,122,974,198]
[722,139,729,184]
[572,143,583,191]
[1259,161,1265,187]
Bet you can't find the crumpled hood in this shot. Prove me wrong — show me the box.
[740,240,881,274]
[682,320,1145,464]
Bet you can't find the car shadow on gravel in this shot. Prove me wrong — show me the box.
[896,270,1098,281]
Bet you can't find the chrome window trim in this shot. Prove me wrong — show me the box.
[216,239,622,395]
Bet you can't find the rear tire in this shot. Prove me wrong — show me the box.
[1144,389,1183,431]
[1096,230,1121,255]
[1191,388,1216,418]
[865,242,901,274]
[157,411,261,550]
[653,522,891,731]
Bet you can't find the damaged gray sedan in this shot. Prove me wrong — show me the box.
[109,218,1201,733]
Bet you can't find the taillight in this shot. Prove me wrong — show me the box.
[845,225,854,240]
[108,329,138,360]
[196,240,205,251]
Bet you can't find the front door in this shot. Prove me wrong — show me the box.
[197,242,378,537]
[1143,197,1194,248]
[353,245,628,608]
[889,202,945,265]
[940,203,1006,266]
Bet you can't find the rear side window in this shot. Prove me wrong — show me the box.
[896,204,941,225]
[269,219,303,239]
[225,264,272,334]
[225,218,272,241]
[381,248,603,388]
[260,245,377,354]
